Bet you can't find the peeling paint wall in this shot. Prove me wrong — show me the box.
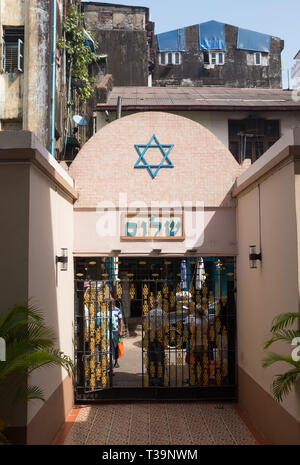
[0,0,25,125]
[0,0,67,153]
[23,0,51,148]
[83,3,150,86]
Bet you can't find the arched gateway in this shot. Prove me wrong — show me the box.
[69,112,245,401]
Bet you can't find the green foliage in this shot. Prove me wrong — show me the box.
[57,3,99,102]
[0,303,75,442]
[0,303,74,397]
[262,312,300,402]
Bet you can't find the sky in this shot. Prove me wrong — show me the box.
[82,0,300,88]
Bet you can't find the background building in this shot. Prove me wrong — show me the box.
[81,1,154,86]
[81,5,284,90]
[291,49,300,89]
[152,20,284,88]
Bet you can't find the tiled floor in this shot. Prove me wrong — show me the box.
[59,403,260,445]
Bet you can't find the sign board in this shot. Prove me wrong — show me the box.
[121,211,184,241]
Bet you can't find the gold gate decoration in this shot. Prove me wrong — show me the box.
[83,282,112,392]
[78,266,233,395]
[142,278,231,388]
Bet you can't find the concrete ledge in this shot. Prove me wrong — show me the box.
[0,131,76,191]
[0,143,78,202]
[238,366,300,445]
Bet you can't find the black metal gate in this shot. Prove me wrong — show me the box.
[74,257,237,402]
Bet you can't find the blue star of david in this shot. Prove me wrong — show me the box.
[134,134,174,179]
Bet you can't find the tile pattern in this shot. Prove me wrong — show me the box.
[63,403,258,445]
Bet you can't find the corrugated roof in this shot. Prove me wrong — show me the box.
[96,86,300,111]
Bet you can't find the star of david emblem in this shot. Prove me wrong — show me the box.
[134,134,174,179]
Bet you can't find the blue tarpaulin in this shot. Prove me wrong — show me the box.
[237,28,271,52]
[199,20,226,51]
[157,28,186,52]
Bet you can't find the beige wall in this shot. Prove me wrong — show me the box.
[0,131,76,443]
[0,163,30,428]
[27,164,74,425]
[73,208,237,256]
[236,155,300,424]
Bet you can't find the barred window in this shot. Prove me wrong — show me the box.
[159,51,181,65]
[2,26,24,73]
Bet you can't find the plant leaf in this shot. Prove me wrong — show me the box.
[271,313,300,331]
[271,368,300,402]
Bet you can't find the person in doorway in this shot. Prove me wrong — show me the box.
[111,298,123,369]
[146,298,168,386]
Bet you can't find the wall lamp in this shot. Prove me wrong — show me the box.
[56,248,68,271]
[249,245,262,269]
[111,249,121,256]
[186,248,197,254]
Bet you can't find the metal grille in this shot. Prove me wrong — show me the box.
[141,277,233,388]
[4,45,18,73]
[74,257,236,401]
[75,279,113,399]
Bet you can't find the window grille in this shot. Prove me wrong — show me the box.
[2,26,24,73]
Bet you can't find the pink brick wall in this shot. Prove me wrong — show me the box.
[69,111,243,209]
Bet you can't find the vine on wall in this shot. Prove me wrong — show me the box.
[58,3,99,103]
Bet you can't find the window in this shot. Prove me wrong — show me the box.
[2,26,24,73]
[218,52,224,65]
[203,51,225,66]
[159,52,181,65]
[254,52,262,66]
[203,52,210,64]
[1,119,22,130]
[211,52,217,65]
[228,119,280,164]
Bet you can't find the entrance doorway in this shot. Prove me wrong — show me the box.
[74,257,237,401]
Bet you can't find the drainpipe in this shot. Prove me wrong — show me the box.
[116,96,122,119]
[50,0,57,156]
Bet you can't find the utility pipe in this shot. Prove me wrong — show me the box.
[116,96,122,119]
[50,0,57,156]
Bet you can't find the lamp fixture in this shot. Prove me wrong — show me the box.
[111,249,121,256]
[186,248,197,254]
[56,248,68,271]
[152,249,161,254]
[249,245,262,269]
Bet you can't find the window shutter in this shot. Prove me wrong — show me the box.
[2,39,6,72]
[18,38,24,72]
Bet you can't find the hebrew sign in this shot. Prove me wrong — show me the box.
[121,212,184,241]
